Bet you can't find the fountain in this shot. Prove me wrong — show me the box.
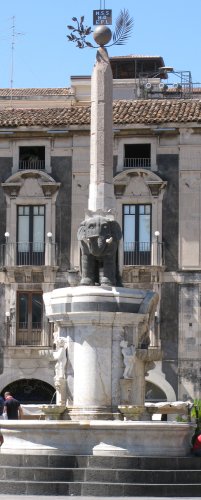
[0,18,195,457]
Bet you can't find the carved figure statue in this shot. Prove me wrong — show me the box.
[77,215,122,286]
[53,338,67,380]
[120,340,135,379]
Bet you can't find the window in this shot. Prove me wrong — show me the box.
[17,292,43,346]
[124,144,151,169]
[17,206,45,265]
[19,146,45,170]
[123,204,151,265]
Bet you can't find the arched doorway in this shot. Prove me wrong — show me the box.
[145,381,167,402]
[2,379,55,404]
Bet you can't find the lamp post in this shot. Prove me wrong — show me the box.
[47,232,53,266]
[5,311,10,346]
[154,230,160,266]
[4,232,10,266]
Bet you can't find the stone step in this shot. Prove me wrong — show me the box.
[0,466,201,484]
[0,454,201,469]
[0,455,200,496]
[0,480,201,497]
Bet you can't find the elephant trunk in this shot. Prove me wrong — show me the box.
[89,236,107,257]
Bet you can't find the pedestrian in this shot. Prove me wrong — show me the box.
[0,394,4,420]
[191,429,201,457]
[3,392,23,420]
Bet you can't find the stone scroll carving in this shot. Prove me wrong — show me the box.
[77,215,122,286]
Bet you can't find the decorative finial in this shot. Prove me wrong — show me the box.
[67,9,134,49]
[67,16,93,49]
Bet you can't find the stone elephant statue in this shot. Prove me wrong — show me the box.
[77,215,122,286]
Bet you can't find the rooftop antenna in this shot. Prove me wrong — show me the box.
[10,16,24,100]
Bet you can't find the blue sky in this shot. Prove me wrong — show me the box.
[0,0,201,89]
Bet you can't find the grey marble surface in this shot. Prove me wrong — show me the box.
[0,497,200,500]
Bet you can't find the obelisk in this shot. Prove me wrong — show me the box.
[77,26,122,287]
[88,36,116,214]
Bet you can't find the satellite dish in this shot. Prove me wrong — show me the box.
[159,83,168,91]
[145,82,152,90]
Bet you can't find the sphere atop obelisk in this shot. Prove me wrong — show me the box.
[93,25,112,46]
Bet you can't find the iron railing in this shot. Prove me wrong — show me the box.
[16,324,42,346]
[123,241,164,266]
[6,320,53,347]
[19,159,45,170]
[0,242,58,266]
[17,242,45,265]
[124,157,151,169]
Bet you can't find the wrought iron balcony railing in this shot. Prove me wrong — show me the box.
[124,157,151,169]
[19,159,45,170]
[16,323,42,346]
[123,241,164,266]
[5,320,53,347]
[0,242,58,267]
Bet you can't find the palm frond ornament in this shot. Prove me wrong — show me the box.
[110,9,134,47]
[67,10,134,49]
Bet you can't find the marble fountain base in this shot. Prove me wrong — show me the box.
[0,419,195,457]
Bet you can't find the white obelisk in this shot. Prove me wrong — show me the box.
[88,41,116,214]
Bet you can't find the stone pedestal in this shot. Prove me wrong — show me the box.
[72,320,112,409]
[118,405,145,421]
[120,379,132,405]
[44,285,159,420]
[67,405,121,421]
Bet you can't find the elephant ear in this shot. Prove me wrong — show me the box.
[77,221,86,240]
[111,221,122,241]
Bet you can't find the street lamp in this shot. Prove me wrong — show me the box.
[5,311,11,345]
[154,231,160,265]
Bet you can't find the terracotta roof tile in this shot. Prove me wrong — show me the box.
[113,99,201,124]
[0,99,201,127]
[0,88,71,97]
[0,106,90,127]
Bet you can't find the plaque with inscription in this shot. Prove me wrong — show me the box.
[93,9,112,26]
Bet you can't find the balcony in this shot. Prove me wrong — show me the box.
[124,157,151,169]
[5,319,53,347]
[19,146,45,171]
[16,324,42,346]
[19,159,45,170]
[123,241,164,266]
[0,242,58,267]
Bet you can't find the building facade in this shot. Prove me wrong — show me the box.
[0,55,200,404]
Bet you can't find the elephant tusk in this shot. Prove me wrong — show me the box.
[106,237,113,244]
